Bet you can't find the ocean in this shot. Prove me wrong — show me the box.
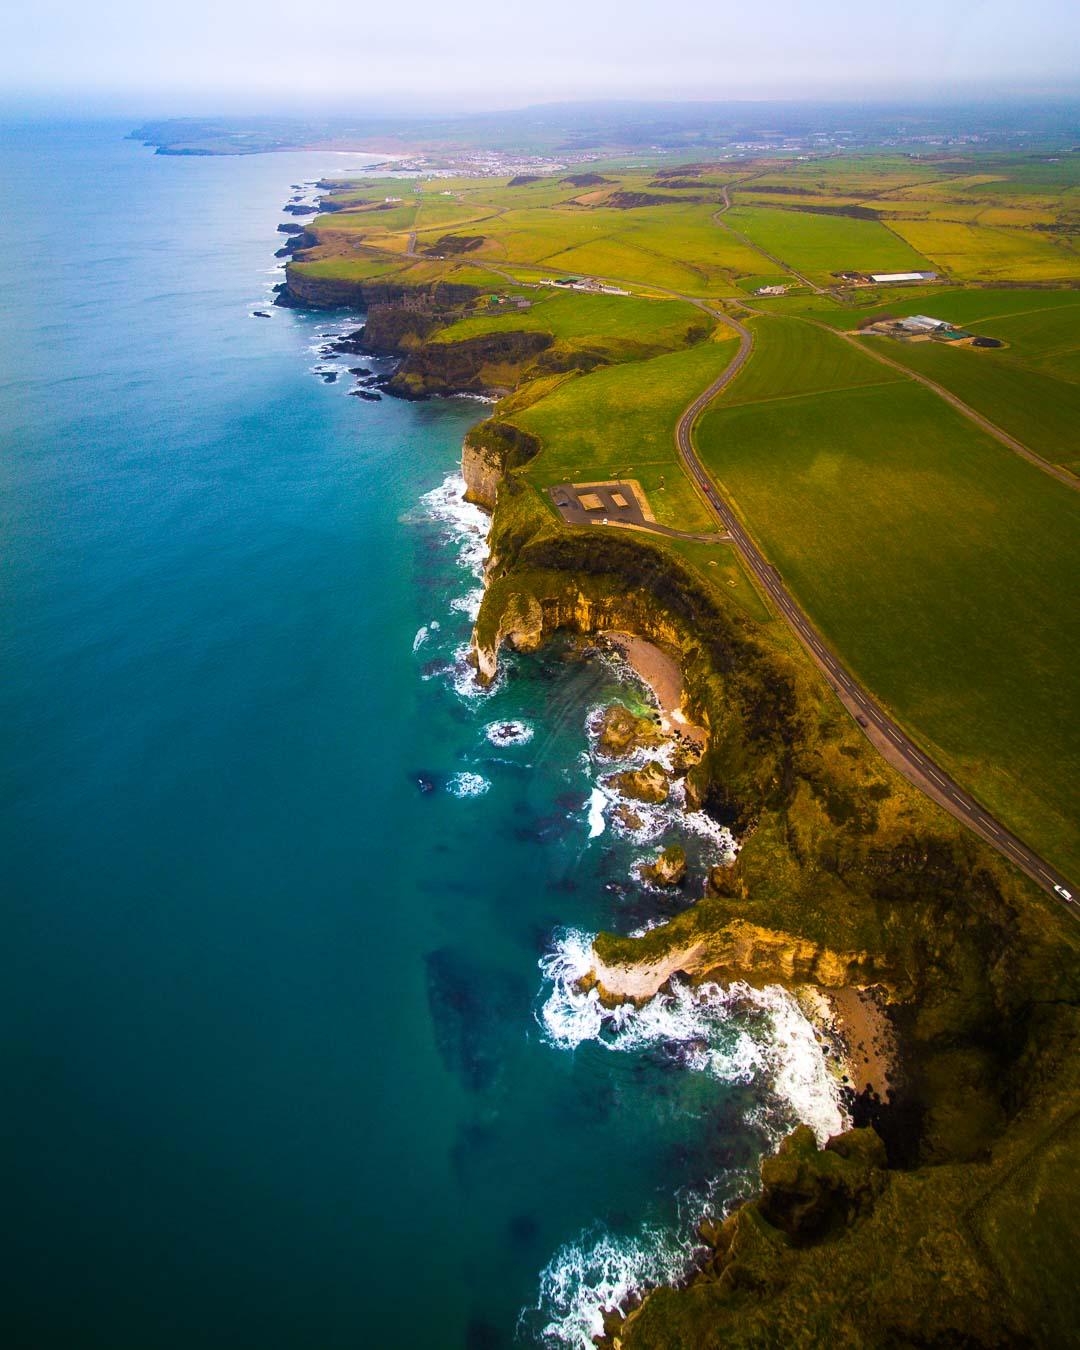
[1,118,844,1348]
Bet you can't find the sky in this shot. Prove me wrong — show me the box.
[4,0,1080,112]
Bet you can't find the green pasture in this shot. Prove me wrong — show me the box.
[510,339,739,532]
[870,336,1080,475]
[807,287,1080,331]
[430,290,708,358]
[696,379,1080,877]
[725,316,903,407]
[723,204,932,280]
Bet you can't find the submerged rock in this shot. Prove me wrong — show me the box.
[605,759,670,804]
[641,844,687,887]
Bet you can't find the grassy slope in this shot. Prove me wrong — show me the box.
[698,359,1080,877]
[509,338,739,532]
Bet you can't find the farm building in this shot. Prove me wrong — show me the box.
[869,271,938,284]
[898,314,946,333]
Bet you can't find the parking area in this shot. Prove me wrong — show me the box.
[548,481,650,528]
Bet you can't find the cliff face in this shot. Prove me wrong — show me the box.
[461,421,542,512]
[387,329,553,399]
[277,268,480,312]
[590,920,885,1004]
[466,456,1080,1347]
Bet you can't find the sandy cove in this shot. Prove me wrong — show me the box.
[603,630,707,746]
[590,633,900,1107]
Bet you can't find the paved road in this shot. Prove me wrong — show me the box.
[351,207,1078,908]
[676,307,1078,917]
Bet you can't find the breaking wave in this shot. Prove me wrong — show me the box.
[447,771,491,798]
[531,928,848,1344]
[485,719,535,747]
[537,929,845,1143]
[417,473,490,583]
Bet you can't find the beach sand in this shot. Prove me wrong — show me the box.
[801,985,899,1103]
[604,631,707,745]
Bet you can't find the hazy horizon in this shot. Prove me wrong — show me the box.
[5,0,1079,113]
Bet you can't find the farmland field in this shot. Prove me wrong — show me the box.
[510,339,738,531]
[724,315,902,406]
[723,204,932,281]
[885,218,1078,282]
[697,378,1080,877]
[870,335,1080,475]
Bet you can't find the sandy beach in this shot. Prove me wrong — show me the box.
[801,985,899,1102]
[604,631,707,745]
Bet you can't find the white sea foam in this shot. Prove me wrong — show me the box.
[586,788,609,839]
[447,771,491,798]
[449,587,484,621]
[538,929,846,1144]
[530,1224,698,1349]
[418,473,491,583]
[485,720,535,747]
[532,930,848,1344]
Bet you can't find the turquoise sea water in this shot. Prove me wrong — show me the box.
[2,121,844,1348]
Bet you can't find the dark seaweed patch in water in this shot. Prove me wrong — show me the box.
[466,1315,508,1349]
[425,946,529,1091]
[506,813,573,844]
[526,921,567,955]
[554,790,588,812]
[506,1211,541,1250]
[450,1120,499,1187]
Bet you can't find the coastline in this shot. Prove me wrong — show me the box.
[603,631,707,746]
[264,183,1077,1349]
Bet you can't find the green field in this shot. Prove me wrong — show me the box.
[698,375,1080,877]
[723,204,932,282]
[430,289,707,361]
[805,287,1080,332]
[725,315,903,406]
[509,339,739,532]
[870,335,1080,475]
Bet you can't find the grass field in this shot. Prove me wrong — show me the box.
[698,378,1080,877]
[805,287,1080,332]
[885,219,1078,282]
[725,315,903,406]
[509,339,740,532]
[429,291,707,358]
[869,335,1080,475]
[723,204,932,281]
